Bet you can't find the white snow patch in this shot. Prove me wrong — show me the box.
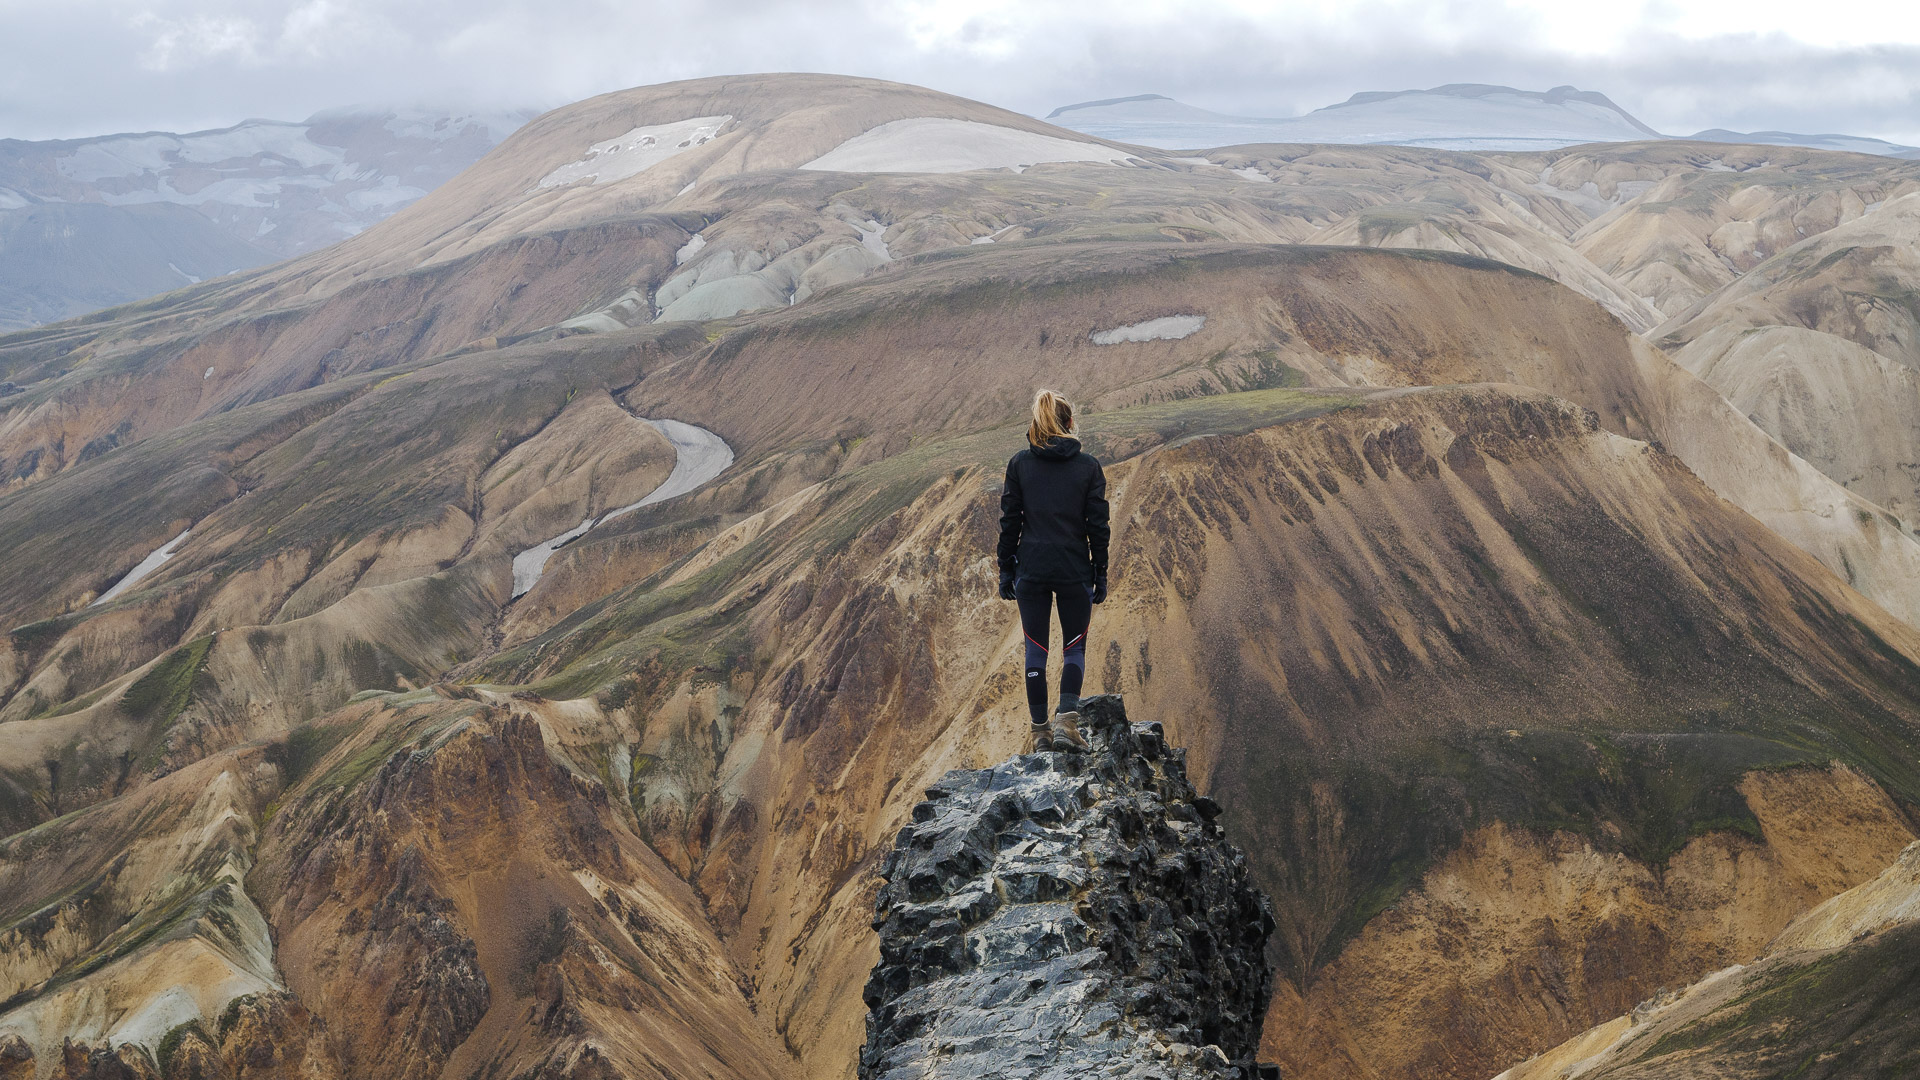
[970,223,1021,245]
[1867,200,1886,214]
[1529,168,1660,218]
[95,529,192,605]
[345,181,428,211]
[602,420,734,523]
[1090,315,1207,345]
[678,181,697,196]
[512,520,591,597]
[1169,156,1219,166]
[537,115,731,189]
[0,187,30,210]
[107,988,205,1051]
[675,233,708,264]
[1049,88,1664,152]
[800,118,1135,174]
[511,420,733,597]
[169,262,201,284]
[204,366,215,379]
[558,288,651,334]
[1231,167,1273,183]
[855,219,892,261]
[56,124,338,184]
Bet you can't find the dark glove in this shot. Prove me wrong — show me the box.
[999,573,1016,600]
[1091,577,1107,605]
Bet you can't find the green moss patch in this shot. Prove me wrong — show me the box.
[1640,920,1920,1074]
[118,635,215,768]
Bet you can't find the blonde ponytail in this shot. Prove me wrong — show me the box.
[1028,389,1075,448]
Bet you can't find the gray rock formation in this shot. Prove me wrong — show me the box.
[861,696,1276,1080]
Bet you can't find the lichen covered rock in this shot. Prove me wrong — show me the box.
[861,696,1276,1079]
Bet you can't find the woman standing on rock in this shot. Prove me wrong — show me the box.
[999,389,1110,752]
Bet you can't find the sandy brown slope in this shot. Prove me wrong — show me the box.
[8,110,1920,1078]
[1496,838,1920,1080]
[0,327,692,837]
[0,84,1826,501]
[1658,192,1920,525]
[250,696,792,1080]
[5,78,1915,511]
[10,381,1916,1080]
[453,383,1920,1080]
[619,241,1920,629]
[0,74,1151,491]
[0,686,794,1080]
[9,241,1696,839]
[1112,397,1920,1078]
[7,240,1920,1080]
[1514,141,1920,317]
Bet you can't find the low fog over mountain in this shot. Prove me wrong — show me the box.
[1049,83,1920,156]
[0,107,529,329]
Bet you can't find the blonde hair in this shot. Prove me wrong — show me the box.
[1028,389,1075,448]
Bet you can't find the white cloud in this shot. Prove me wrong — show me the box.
[0,0,1916,145]
[276,0,389,59]
[134,13,262,70]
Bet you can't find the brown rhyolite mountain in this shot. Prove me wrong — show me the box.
[4,73,1920,1080]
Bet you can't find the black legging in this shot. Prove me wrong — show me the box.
[1015,578,1093,725]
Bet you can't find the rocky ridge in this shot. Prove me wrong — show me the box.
[861,696,1276,1080]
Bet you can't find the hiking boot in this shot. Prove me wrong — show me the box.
[1028,722,1054,753]
[1048,710,1088,753]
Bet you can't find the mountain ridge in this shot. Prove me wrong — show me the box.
[1046,84,1917,158]
[0,106,532,331]
[1043,83,1661,150]
[6,71,1920,1080]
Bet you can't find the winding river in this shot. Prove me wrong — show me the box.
[510,419,733,598]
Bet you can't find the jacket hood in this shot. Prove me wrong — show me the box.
[1031,437,1081,461]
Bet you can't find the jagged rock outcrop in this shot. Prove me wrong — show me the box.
[248,701,791,1080]
[0,993,338,1080]
[0,1035,33,1080]
[861,696,1276,1079]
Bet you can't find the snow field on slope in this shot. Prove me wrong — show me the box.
[801,118,1135,174]
[94,528,192,605]
[537,115,732,188]
[1055,91,1658,151]
[652,217,892,323]
[855,218,893,260]
[55,123,339,183]
[32,110,507,241]
[511,420,733,597]
[1090,315,1206,344]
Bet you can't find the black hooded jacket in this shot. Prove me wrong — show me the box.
[998,437,1110,585]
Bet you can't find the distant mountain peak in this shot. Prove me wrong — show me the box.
[0,105,531,330]
[1686,127,1920,156]
[1329,84,1664,138]
[1046,94,1174,118]
[1042,84,1666,152]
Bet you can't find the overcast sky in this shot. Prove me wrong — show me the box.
[4,0,1918,143]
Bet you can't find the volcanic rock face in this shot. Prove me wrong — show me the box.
[861,696,1275,1080]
